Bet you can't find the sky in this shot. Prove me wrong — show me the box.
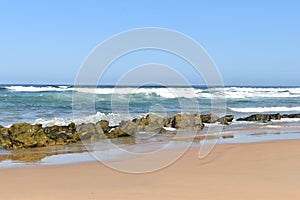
[0,0,299,86]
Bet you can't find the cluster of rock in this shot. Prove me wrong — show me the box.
[0,113,234,149]
[236,113,300,122]
[237,113,281,122]
[85,113,234,139]
[0,123,79,149]
[2,112,300,149]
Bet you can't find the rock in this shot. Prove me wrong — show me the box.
[0,112,208,149]
[142,114,165,132]
[200,114,219,123]
[0,134,12,149]
[9,123,43,135]
[218,115,234,125]
[44,123,76,135]
[237,113,281,122]
[157,127,177,134]
[281,113,300,118]
[0,126,9,135]
[97,120,110,133]
[119,121,138,135]
[165,114,181,128]
[119,114,165,134]
[0,122,80,149]
[222,135,234,139]
[165,113,204,130]
[44,123,79,145]
[8,123,45,148]
[76,123,96,140]
[145,113,165,125]
[106,127,131,139]
[158,128,167,134]
[76,122,106,140]
[269,113,281,120]
[105,113,203,138]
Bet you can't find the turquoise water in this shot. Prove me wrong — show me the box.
[1,85,300,127]
[1,85,300,168]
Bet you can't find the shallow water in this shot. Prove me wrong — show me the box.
[1,121,300,169]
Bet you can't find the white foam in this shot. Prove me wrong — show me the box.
[5,86,300,99]
[222,87,300,99]
[6,86,73,92]
[163,127,177,131]
[194,87,300,99]
[34,112,133,127]
[229,106,300,113]
[273,118,300,122]
[75,87,199,99]
[265,125,283,128]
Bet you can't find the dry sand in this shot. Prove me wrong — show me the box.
[0,140,300,200]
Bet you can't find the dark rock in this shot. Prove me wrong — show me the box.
[9,123,43,135]
[281,113,300,118]
[119,113,165,135]
[0,122,80,149]
[76,122,106,141]
[157,127,177,134]
[44,123,76,135]
[106,127,131,139]
[0,134,12,149]
[269,113,281,120]
[218,115,234,125]
[105,113,203,138]
[237,113,281,122]
[142,114,165,132]
[0,113,207,149]
[200,114,219,123]
[8,123,45,148]
[119,121,138,135]
[44,123,79,146]
[145,113,165,125]
[0,126,9,135]
[158,127,167,134]
[222,135,234,139]
[165,113,204,130]
[76,123,97,140]
[97,120,110,133]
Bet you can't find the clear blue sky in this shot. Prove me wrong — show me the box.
[0,0,299,86]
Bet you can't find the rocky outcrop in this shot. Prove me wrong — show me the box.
[237,113,281,122]
[106,127,131,139]
[165,113,204,130]
[218,115,234,125]
[0,123,80,149]
[76,120,109,141]
[200,114,220,123]
[281,113,300,118]
[112,113,204,137]
[119,113,165,134]
[3,112,300,149]
[0,112,246,149]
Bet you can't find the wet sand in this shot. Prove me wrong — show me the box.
[0,139,300,200]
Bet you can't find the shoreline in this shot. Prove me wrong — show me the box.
[1,124,300,168]
[0,139,299,199]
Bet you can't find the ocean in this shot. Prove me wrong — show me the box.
[1,85,300,168]
[1,85,300,127]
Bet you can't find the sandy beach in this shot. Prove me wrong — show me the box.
[0,139,299,200]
